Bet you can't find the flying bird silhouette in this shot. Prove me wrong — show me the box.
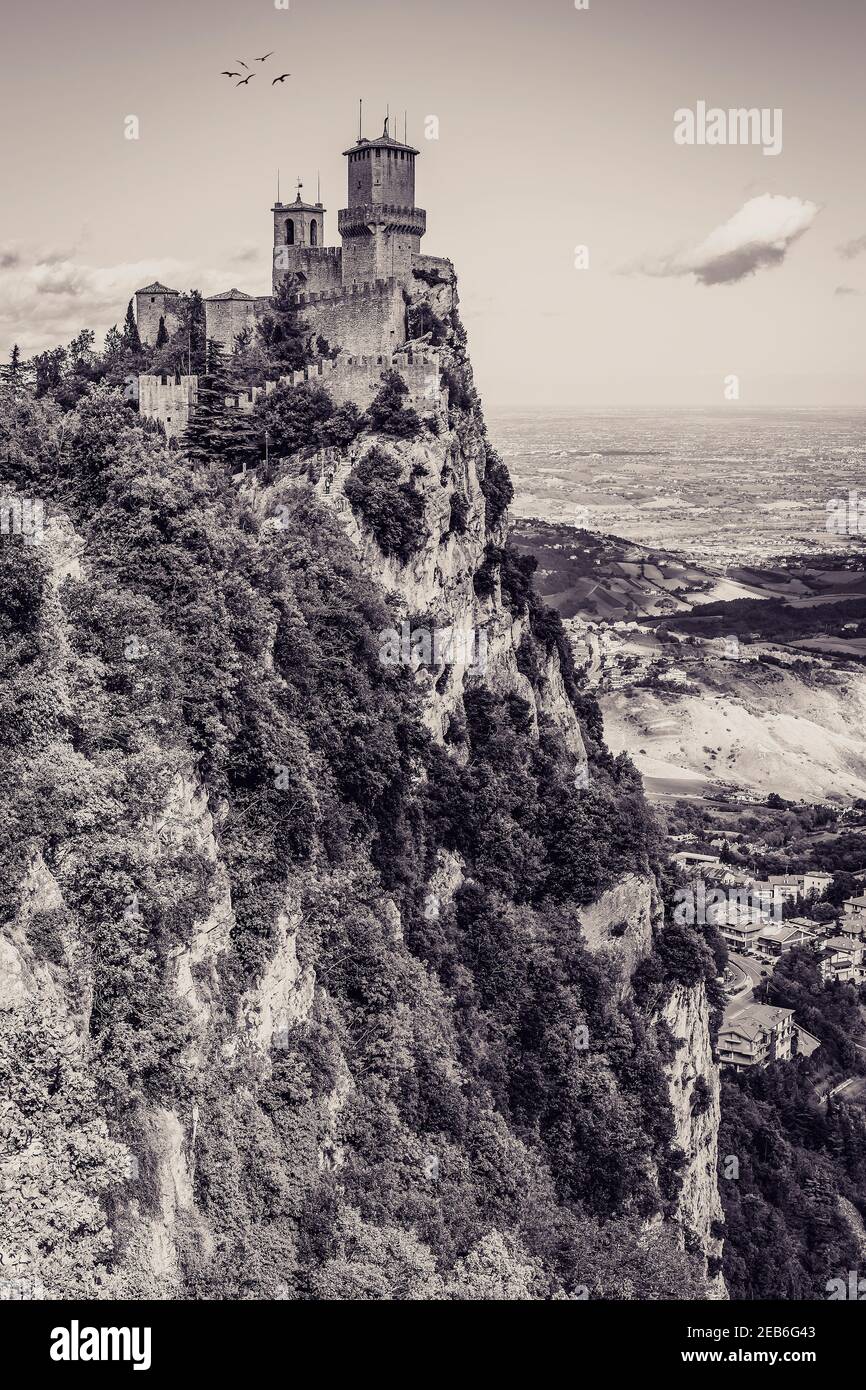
[272,73,291,84]
[236,74,255,86]
[255,52,274,62]
[221,71,241,77]
[236,59,250,69]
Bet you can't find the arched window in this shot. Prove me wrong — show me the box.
[286,219,295,245]
[310,219,318,247]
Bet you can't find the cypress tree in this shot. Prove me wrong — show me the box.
[123,299,142,353]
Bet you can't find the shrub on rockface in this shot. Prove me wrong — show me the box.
[253,381,363,471]
[448,491,469,535]
[344,446,427,563]
[480,447,513,532]
[365,369,423,439]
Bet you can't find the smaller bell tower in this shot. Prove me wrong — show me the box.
[272,180,328,292]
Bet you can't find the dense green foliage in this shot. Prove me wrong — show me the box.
[344,445,428,562]
[252,380,363,476]
[0,368,712,1300]
[365,369,423,439]
[720,948,866,1298]
[479,446,513,532]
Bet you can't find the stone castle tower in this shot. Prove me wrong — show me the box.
[134,282,181,346]
[136,114,447,360]
[338,123,426,284]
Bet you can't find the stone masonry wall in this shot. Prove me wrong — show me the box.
[139,350,444,440]
[205,297,260,350]
[138,376,198,436]
[298,278,406,356]
[135,292,181,348]
[272,246,343,296]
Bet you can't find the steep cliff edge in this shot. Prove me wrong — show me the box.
[0,262,724,1300]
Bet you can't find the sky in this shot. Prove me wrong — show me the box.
[1,0,865,408]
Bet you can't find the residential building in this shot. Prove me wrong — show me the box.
[673,851,721,869]
[718,1005,795,1072]
[819,937,864,984]
[758,923,813,956]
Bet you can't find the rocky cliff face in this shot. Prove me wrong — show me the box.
[569,871,725,1296]
[0,260,724,1301]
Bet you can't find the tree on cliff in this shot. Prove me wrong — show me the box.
[256,275,313,372]
[365,369,422,439]
[183,338,259,473]
[1,343,23,389]
[252,380,362,477]
[122,299,142,354]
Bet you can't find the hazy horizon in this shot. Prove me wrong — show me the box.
[2,0,865,408]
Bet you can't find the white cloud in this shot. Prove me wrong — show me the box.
[0,249,266,358]
[636,194,820,286]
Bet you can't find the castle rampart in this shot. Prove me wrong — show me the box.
[138,374,197,435]
[299,277,407,356]
[139,347,445,441]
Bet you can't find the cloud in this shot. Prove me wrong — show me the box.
[837,233,866,261]
[0,248,265,358]
[635,194,819,286]
[834,285,861,296]
[230,242,260,265]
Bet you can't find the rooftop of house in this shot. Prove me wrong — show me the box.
[721,1004,794,1042]
[844,895,866,909]
[759,925,808,943]
[137,281,179,295]
[823,937,862,953]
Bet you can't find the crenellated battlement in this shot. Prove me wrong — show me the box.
[295,276,399,309]
[139,347,445,441]
[225,347,445,419]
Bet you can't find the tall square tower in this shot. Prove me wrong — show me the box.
[339,120,426,285]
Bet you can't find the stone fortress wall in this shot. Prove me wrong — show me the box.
[139,347,445,440]
[138,374,197,436]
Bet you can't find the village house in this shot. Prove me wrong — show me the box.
[718,1005,795,1072]
[819,937,864,984]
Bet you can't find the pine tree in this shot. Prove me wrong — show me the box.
[155,315,169,350]
[0,343,23,389]
[183,339,260,473]
[122,299,142,353]
[256,275,312,371]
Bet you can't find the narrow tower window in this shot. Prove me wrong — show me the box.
[286,219,295,245]
[310,220,318,247]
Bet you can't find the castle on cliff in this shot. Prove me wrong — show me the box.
[135,117,452,436]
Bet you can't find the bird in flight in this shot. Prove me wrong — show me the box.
[272,73,291,84]
[221,70,241,77]
[236,74,255,86]
[236,59,250,69]
[255,52,274,62]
